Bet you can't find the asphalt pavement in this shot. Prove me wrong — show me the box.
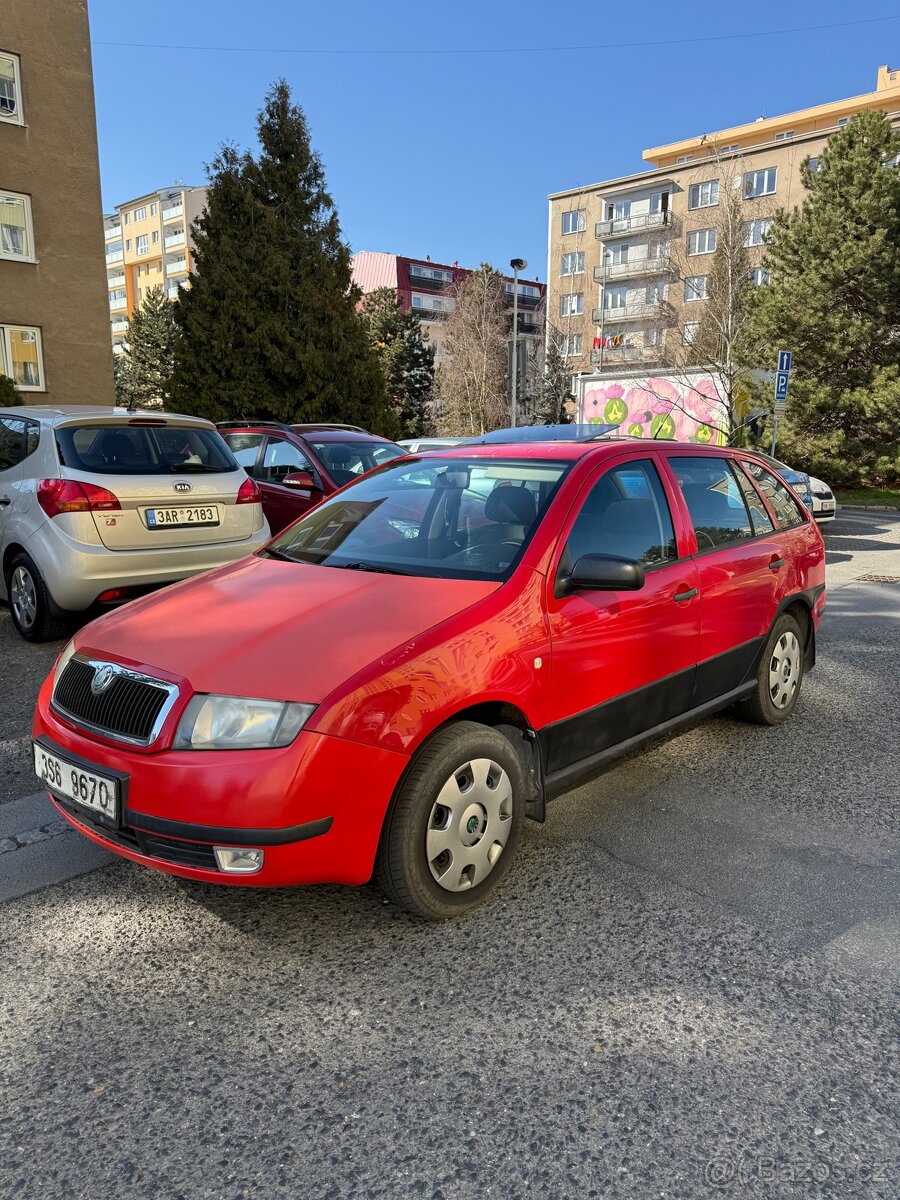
[0,510,898,1199]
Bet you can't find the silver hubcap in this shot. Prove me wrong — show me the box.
[426,758,513,892]
[10,566,37,630]
[768,631,801,709]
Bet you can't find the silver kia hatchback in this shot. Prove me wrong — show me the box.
[0,406,270,641]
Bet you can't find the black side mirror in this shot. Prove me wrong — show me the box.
[557,554,645,597]
[283,470,321,491]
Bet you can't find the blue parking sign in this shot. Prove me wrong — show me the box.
[775,371,790,401]
[778,350,792,373]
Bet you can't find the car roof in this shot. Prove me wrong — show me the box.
[0,405,215,428]
[296,428,398,444]
[414,439,746,462]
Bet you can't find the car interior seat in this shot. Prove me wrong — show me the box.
[467,485,537,546]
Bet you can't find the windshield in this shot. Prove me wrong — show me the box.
[56,424,239,475]
[308,439,407,484]
[265,456,569,580]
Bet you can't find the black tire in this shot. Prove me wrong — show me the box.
[739,611,805,726]
[376,721,526,920]
[6,552,70,643]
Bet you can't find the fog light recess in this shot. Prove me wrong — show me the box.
[213,846,264,875]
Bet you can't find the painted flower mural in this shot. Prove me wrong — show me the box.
[581,373,728,444]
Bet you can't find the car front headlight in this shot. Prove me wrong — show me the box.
[53,638,78,693]
[174,694,316,750]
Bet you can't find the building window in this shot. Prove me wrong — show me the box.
[688,180,719,210]
[123,212,130,224]
[136,234,148,255]
[611,201,630,221]
[0,191,35,261]
[676,155,694,164]
[125,239,132,251]
[837,118,849,127]
[744,217,773,247]
[646,282,664,305]
[134,206,147,221]
[687,228,717,256]
[723,143,740,153]
[682,322,699,346]
[605,285,628,310]
[0,325,45,390]
[411,293,454,313]
[774,131,795,142]
[744,167,777,198]
[151,230,159,244]
[561,209,586,235]
[505,282,540,298]
[150,202,158,216]
[560,251,584,276]
[0,52,23,125]
[808,157,820,174]
[560,293,584,317]
[645,328,659,347]
[749,267,770,287]
[684,276,708,302]
[609,243,630,265]
[409,263,454,283]
[884,154,900,169]
[649,193,667,214]
[559,334,582,357]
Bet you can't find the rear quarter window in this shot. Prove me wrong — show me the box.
[742,460,808,529]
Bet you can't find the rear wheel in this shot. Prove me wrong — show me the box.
[376,721,526,920]
[7,553,69,643]
[739,612,805,726]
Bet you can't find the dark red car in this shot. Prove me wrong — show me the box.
[33,440,825,919]
[218,422,407,533]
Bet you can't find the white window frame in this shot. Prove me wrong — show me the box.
[645,328,659,347]
[808,157,820,174]
[151,230,159,244]
[559,292,584,317]
[749,267,769,287]
[150,202,158,216]
[561,209,586,235]
[676,155,694,165]
[560,251,584,276]
[123,211,130,225]
[688,180,719,210]
[135,233,148,256]
[0,189,36,262]
[0,324,45,391]
[744,167,777,199]
[684,276,708,302]
[0,51,24,126]
[744,217,772,247]
[560,333,582,358]
[775,131,795,142]
[687,228,716,256]
[605,285,628,310]
[837,117,849,128]
[134,206,147,222]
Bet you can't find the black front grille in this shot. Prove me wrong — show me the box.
[53,659,172,742]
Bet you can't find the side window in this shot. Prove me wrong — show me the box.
[262,437,312,485]
[0,416,26,471]
[222,433,264,475]
[742,461,807,529]
[565,459,678,569]
[669,456,754,549]
[732,463,774,535]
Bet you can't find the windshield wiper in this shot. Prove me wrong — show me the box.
[335,561,410,575]
[262,546,299,563]
[169,463,225,473]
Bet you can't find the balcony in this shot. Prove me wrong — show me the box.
[164,231,186,250]
[110,319,128,334]
[107,273,126,289]
[591,345,662,366]
[594,255,671,282]
[162,204,184,222]
[109,295,127,311]
[104,225,121,242]
[166,257,187,275]
[592,301,663,324]
[112,342,126,356]
[105,249,124,265]
[595,210,671,239]
[167,285,182,300]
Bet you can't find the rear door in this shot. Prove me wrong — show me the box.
[662,453,785,707]
[544,455,701,775]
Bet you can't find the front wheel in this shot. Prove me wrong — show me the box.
[739,612,805,726]
[376,721,526,920]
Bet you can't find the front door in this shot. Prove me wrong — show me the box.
[545,456,701,776]
[258,436,322,534]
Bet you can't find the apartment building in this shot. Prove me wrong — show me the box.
[104,185,207,355]
[548,64,900,377]
[351,251,545,379]
[1,1,113,402]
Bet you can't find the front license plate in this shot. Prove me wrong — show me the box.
[33,744,119,821]
[145,505,220,529]
[820,501,836,512]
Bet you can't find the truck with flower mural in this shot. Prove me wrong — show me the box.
[577,370,730,445]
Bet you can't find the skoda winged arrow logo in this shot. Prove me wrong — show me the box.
[172,481,193,493]
[90,665,118,695]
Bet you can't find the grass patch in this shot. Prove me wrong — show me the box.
[834,486,900,508]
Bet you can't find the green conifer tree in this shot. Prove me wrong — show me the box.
[361,288,435,437]
[172,81,388,431]
[120,287,178,409]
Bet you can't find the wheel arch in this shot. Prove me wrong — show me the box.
[777,592,816,669]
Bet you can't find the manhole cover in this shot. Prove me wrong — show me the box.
[855,574,900,583]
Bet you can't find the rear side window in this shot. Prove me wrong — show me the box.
[56,424,239,475]
[565,459,678,568]
[222,432,263,473]
[742,461,807,528]
[0,416,26,470]
[669,456,753,549]
[731,463,775,535]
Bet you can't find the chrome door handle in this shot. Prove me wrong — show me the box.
[674,587,698,602]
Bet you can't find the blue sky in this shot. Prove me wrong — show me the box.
[89,1,900,281]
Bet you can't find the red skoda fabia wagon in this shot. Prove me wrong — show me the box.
[33,440,825,919]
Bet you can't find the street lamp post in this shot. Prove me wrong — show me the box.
[510,257,527,427]
[597,246,610,374]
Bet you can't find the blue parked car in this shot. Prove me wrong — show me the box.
[754,452,815,510]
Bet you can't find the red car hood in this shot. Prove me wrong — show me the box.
[76,556,500,703]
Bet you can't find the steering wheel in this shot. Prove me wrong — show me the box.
[448,541,521,569]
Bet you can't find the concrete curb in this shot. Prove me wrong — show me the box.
[836,504,899,511]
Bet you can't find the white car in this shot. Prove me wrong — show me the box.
[0,406,270,641]
[398,437,468,452]
[809,475,837,523]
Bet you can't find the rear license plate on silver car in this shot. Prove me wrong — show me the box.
[33,744,119,821]
[145,506,220,528]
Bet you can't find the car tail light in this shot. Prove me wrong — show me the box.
[37,479,122,518]
[236,477,261,505]
[97,588,130,603]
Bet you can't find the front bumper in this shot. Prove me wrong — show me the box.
[33,682,408,887]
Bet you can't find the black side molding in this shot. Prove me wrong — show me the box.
[125,811,333,847]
